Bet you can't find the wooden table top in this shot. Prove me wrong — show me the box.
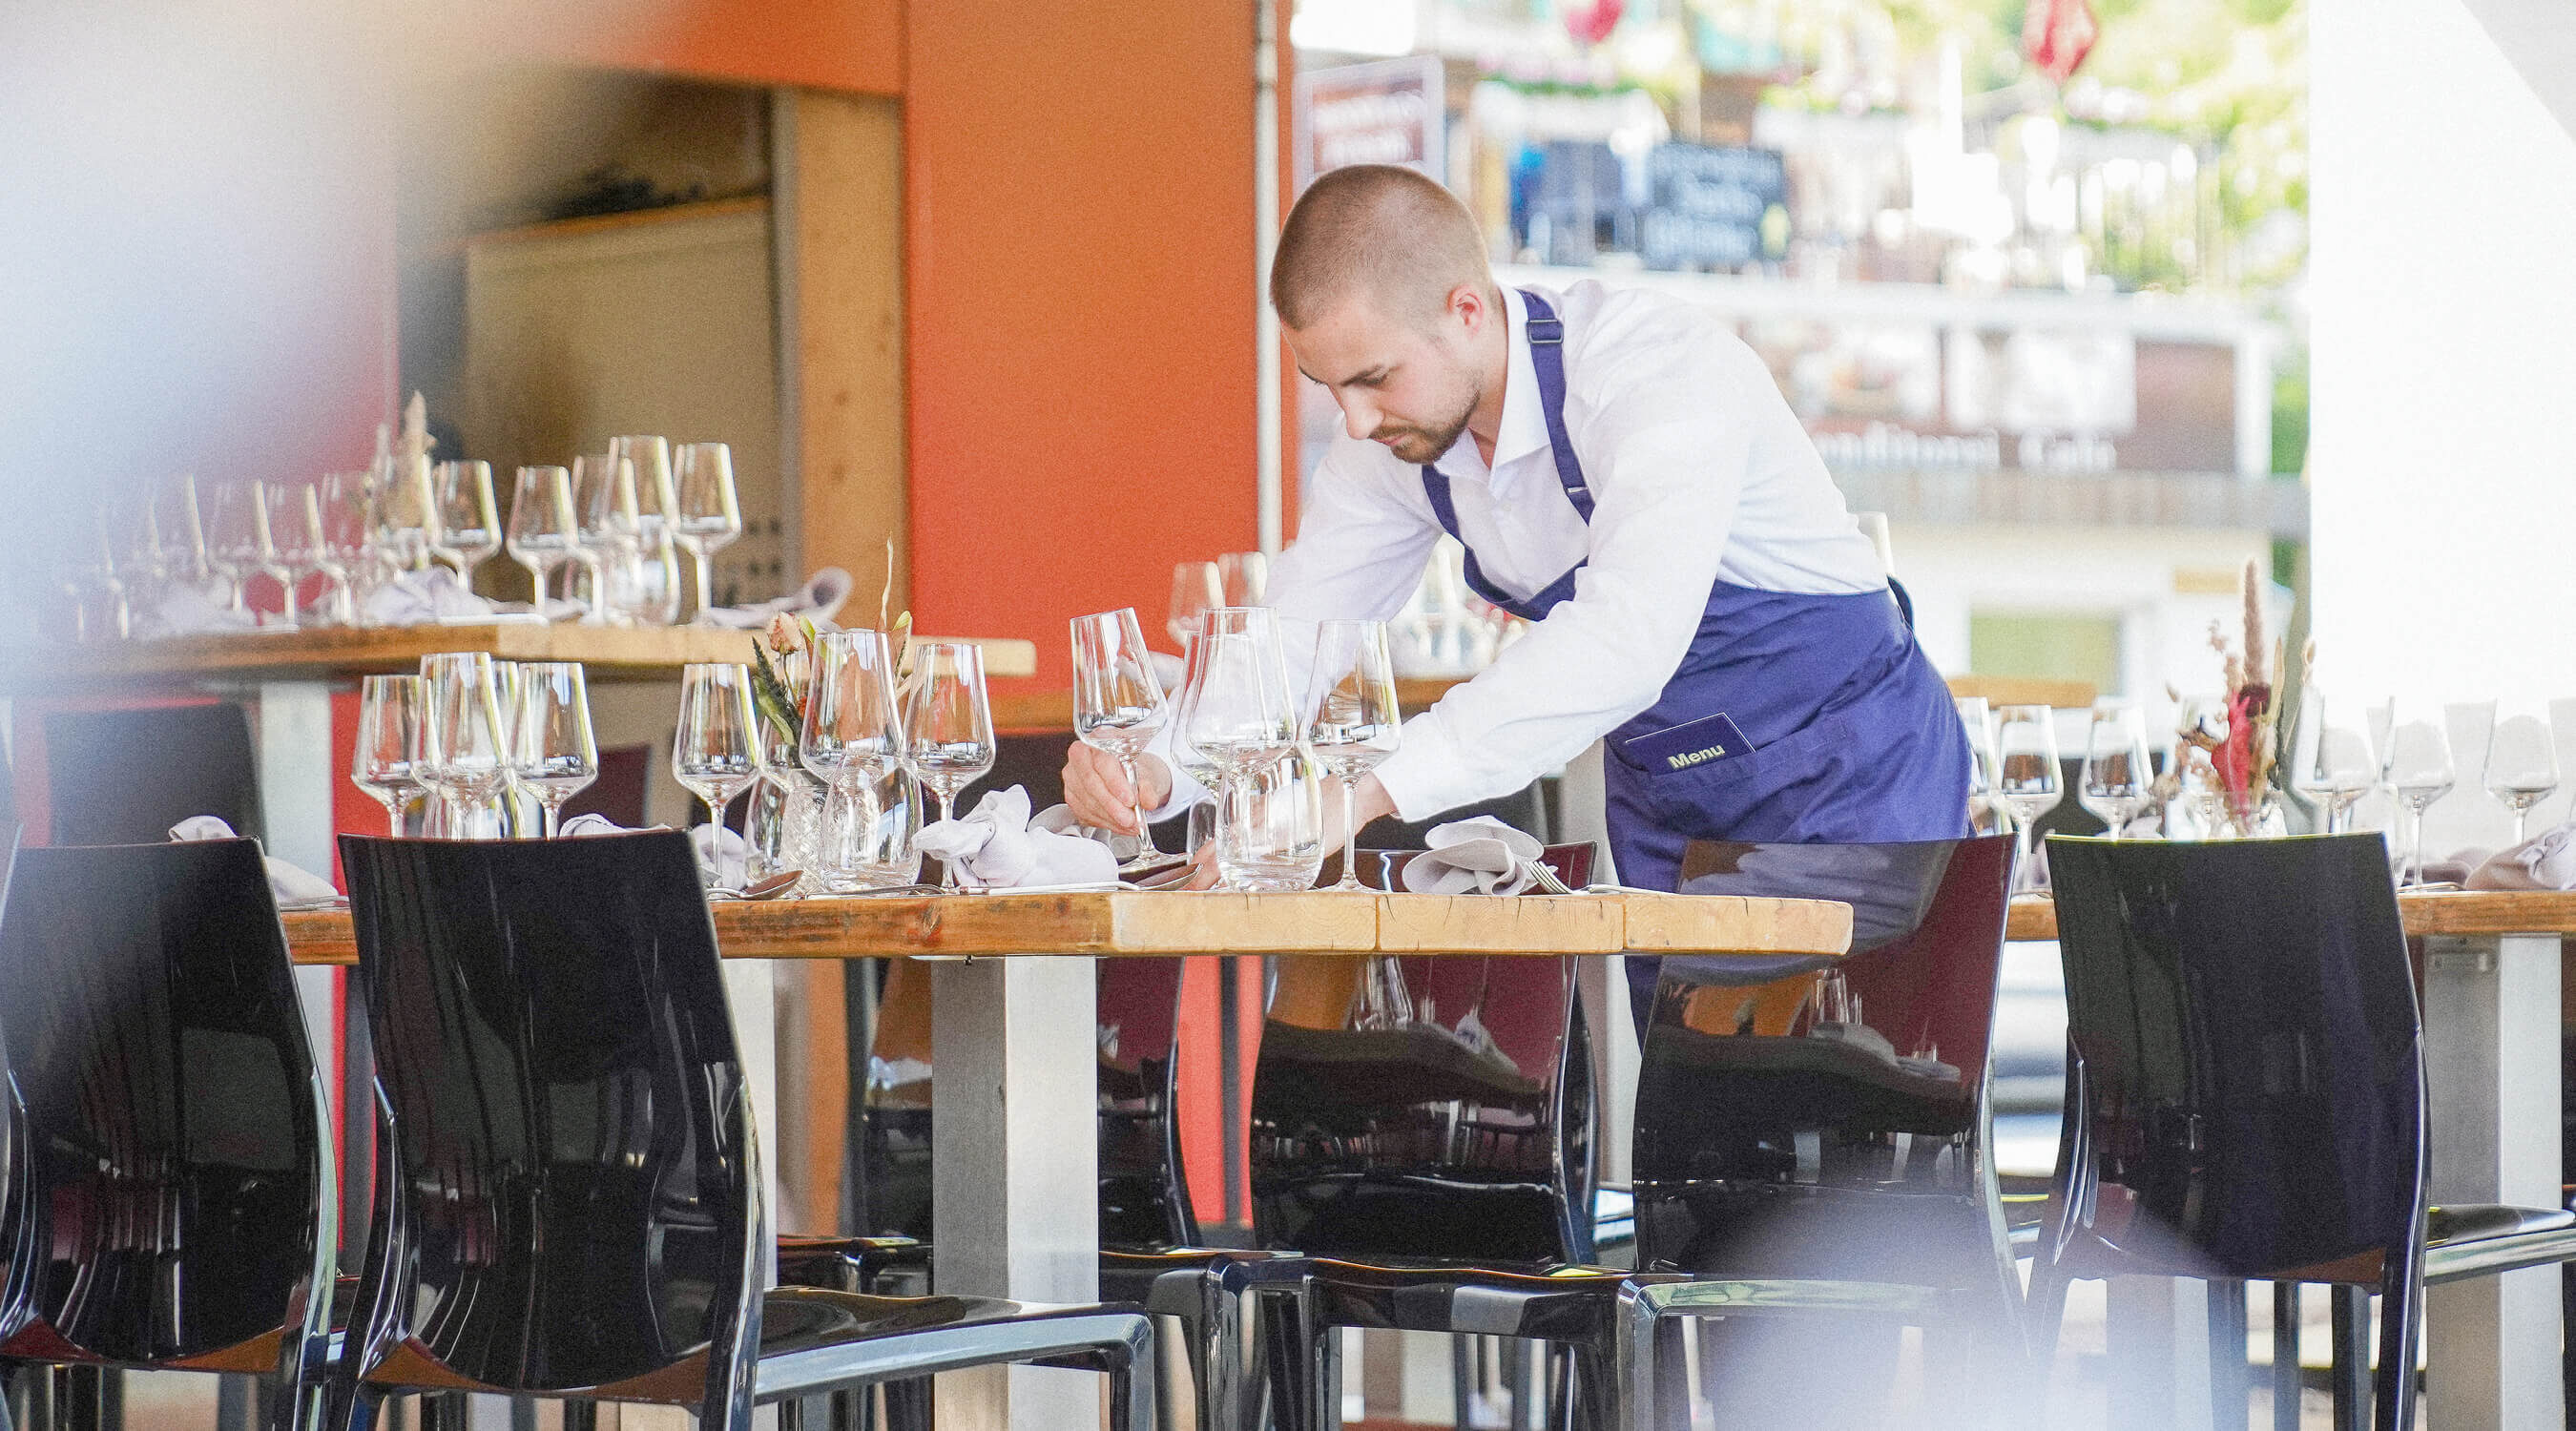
[280,888,1852,965]
[2005,888,2576,942]
[0,624,1038,691]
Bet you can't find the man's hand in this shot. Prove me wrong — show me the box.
[1062,744,1173,835]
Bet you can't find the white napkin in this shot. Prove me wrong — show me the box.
[915,785,1118,890]
[363,568,494,626]
[557,814,749,886]
[2467,823,2576,890]
[1401,817,1546,896]
[697,568,855,630]
[153,584,259,635]
[168,817,340,906]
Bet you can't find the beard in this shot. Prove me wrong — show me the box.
[1369,385,1479,466]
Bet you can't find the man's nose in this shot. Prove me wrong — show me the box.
[1340,395,1380,441]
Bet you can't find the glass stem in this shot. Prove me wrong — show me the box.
[2515,808,2531,845]
[936,788,959,888]
[2013,818,2036,894]
[1338,774,1361,890]
[2410,804,2427,887]
[693,550,715,622]
[542,802,561,840]
[1121,755,1159,857]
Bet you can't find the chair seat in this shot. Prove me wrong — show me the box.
[1229,1255,1629,1342]
[2426,1204,2576,1246]
[776,1234,926,1292]
[752,1287,1153,1403]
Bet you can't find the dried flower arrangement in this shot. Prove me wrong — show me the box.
[749,536,913,751]
[2167,557,2287,835]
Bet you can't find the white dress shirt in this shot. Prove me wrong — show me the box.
[1168,280,1886,823]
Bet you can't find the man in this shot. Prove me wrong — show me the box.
[1064,163,1968,923]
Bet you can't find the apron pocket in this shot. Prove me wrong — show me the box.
[1638,707,1869,840]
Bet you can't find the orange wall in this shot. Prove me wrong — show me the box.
[904,1,1261,692]
[539,0,904,95]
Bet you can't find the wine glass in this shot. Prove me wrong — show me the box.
[159,474,213,594]
[204,481,289,624]
[2381,698,2456,887]
[674,663,763,887]
[1169,561,1222,648]
[1168,643,1225,857]
[419,653,511,835]
[267,482,340,627]
[1306,618,1402,889]
[802,630,906,891]
[904,643,998,884]
[1184,609,1298,889]
[1954,695,2002,835]
[1071,609,1172,871]
[511,661,597,838]
[352,674,426,833]
[507,466,580,622]
[1216,551,1268,607]
[378,454,440,573]
[1993,705,2061,894]
[2078,703,2152,840]
[572,453,637,624]
[432,461,502,587]
[318,470,384,623]
[610,436,683,625]
[2483,699,2560,845]
[2290,690,2380,835]
[674,442,743,622]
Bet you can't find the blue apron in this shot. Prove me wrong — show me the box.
[1421,291,1970,978]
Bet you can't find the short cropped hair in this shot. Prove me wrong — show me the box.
[1270,164,1494,330]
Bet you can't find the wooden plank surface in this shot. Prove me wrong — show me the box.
[0,624,1037,690]
[2004,889,2576,943]
[281,888,1848,965]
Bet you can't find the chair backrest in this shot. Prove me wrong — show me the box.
[851,957,1198,1252]
[338,832,758,1407]
[2045,834,2423,1280]
[45,703,263,846]
[0,839,333,1373]
[1632,836,2015,1290]
[1249,943,1593,1265]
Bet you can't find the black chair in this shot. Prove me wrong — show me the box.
[1609,835,2025,1427]
[0,839,338,1431]
[2033,834,2576,1431]
[44,703,262,846]
[1234,841,1623,1431]
[332,831,1155,1431]
[825,954,1277,1431]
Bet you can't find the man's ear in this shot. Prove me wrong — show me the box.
[1446,282,1490,338]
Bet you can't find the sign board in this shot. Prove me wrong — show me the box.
[1640,143,1788,271]
[1294,56,1446,192]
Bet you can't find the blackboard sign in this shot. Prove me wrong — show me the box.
[1640,143,1788,271]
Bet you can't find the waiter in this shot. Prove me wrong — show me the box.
[1064,163,1969,928]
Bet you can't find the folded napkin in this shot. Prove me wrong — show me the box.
[1401,817,1546,896]
[697,568,854,630]
[169,817,340,905]
[915,785,1117,890]
[153,584,259,635]
[558,814,751,887]
[2468,823,2576,890]
[364,568,494,626]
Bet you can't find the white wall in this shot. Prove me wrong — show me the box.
[2310,0,2576,857]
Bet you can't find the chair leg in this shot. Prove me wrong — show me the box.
[1504,1338,1533,1431]
[2025,1260,2075,1369]
[2371,1251,2421,1431]
[2564,1264,2576,1430]
[1313,1317,1343,1431]
[1568,1340,1612,1431]
[2328,1285,2369,1431]
[562,1406,598,1431]
[1451,1339,1475,1431]
[881,1379,931,1431]
[1194,1276,1248,1431]
[2207,1280,2250,1431]
[2272,1284,2301,1431]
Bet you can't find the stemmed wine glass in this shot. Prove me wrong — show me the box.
[419,653,512,836]
[1167,655,1225,857]
[674,663,763,887]
[2482,698,2560,845]
[572,453,637,624]
[801,630,906,891]
[1307,618,1402,890]
[1183,608,1299,889]
[206,482,294,626]
[432,461,502,587]
[511,661,597,838]
[1954,696,2003,835]
[352,674,426,833]
[674,442,743,622]
[1169,561,1222,648]
[279,482,351,627]
[1071,609,1172,871]
[611,436,683,625]
[903,642,998,886]
[378,455,441,573]
[508,466,581,622]
[2381,698,2456,887]
[2078,703,2152,840]
[1993,705,2061,893]
[318,471,384,623]
[1216,551,1268,607]
[2289,689,2379,835]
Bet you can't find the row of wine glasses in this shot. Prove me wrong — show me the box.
[351,655,599,839]
[1165,553,1268,649]
[673,640,997,891]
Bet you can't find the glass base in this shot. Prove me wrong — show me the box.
[1220,859,1324,893]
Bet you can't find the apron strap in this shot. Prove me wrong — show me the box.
[1519,289,1595,524]
[1422,466,1549,618]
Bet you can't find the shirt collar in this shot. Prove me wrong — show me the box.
[1487,286,1552,486]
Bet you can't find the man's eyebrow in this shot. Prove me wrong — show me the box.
[1299,363,1389,387]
